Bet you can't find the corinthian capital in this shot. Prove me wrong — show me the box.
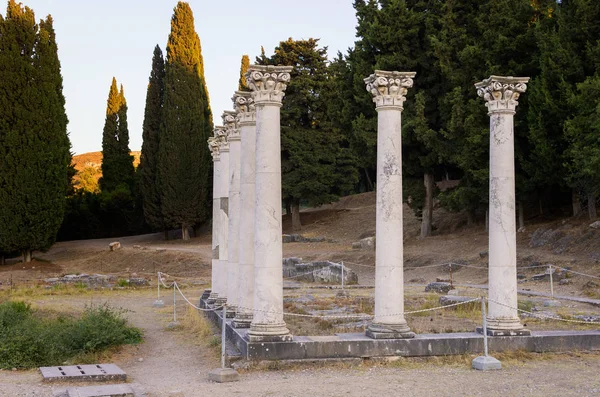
[245,65,293,105]
[475,75,529,114]
[232,91,256,125]
[214,126,229,152]
[222,110,240,141]
[207,137,220,162]
[364,70,416,110]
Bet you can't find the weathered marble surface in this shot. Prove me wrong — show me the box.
[476,75,530,332]
[364,71,416,339]
[246,65,293,341]
[208,136,221,302]
[217,129,230,305]
[233,91,256,328]
[224,111,240,314]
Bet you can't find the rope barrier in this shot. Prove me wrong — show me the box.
[487,297,600,325]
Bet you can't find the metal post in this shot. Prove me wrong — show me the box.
[341,261,345,290]
[449,264,453,288]
[221,304,227,369]
[549,264,554,298]
[481,296,489,357]
[173,282,177,322]
[157,273,161,301]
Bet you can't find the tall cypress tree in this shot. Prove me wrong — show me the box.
[99,77,134,192]
[139,45,166,232]
[158,1,212,240]
[0,2,70,262]
[238,54,250,91]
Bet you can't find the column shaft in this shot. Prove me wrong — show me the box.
[227,133,241,315]
[208,157,220,302]
[217,147,229,305]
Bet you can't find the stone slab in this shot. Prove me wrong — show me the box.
[201,298,600,361]
[472,355,502,371]
[53,383,145,397]
[41,364,126,383]
[208,368,239,383]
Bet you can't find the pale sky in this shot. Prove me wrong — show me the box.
[16,0,358,154]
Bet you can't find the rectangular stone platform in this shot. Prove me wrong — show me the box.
[201,298,600,361]
[53,383,145,397]
[40,364,126,382]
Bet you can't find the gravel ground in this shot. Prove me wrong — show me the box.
[1,289,600,397]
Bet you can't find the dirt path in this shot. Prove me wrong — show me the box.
[1,289,600,397]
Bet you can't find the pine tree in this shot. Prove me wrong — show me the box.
[0,2,70,261]
[158,1,212,240]
[99,77,134,192]
[259,38,357,231]
[238,54,250,91]
[139,45,166,232]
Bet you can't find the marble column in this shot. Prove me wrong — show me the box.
[246,65,293,342]
[214,126,229,307]
[224,111,240,317]
[475,75,530,336]
[364,70,416,339]
[232,91,256,328]
[206,136,221,304]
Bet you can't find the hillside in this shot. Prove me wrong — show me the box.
[71,151,141,192]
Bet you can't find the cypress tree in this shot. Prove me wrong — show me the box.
[158,2,212,240]
[238,54,250,91]
[0,2,70,262]
[139,45,166,232]
[99,77,134,192]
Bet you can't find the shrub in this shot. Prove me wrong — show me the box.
[0,301,142,369]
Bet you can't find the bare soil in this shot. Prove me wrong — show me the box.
[1,191,600,396]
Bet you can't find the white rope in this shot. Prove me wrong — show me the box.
[174,282,225,312]
[555,267,600,281]
[487,297,600,325]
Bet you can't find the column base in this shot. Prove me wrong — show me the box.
[225,306,236,318]
[366,323,415,339]
[232,311,253,328]
[247,323,293,342]
[211,297,227,309]
[201,289,212,300]
[476,327,531,336]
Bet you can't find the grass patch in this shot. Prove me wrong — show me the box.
[0,301,142,369]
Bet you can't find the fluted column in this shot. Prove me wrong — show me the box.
[224,111,240,317]
[214,126,229,307]
[476,75,530,336]
[232,91,256,328]
[206,136,221,304]
[364,70,416,339]
[247,65,293,342]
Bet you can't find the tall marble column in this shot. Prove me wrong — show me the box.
[224,110,240,316]
[364,70,416,339]
[215,126,229,307]
[206,136,221,304]
[232,91,256,328]
[246,65,293,342]
[475,75,530,336]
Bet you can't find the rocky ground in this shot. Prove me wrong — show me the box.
[1,192,600,396]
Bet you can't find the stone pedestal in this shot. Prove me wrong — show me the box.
[364,70,416,339]
[224,111,240,316]
[215,127,230,307]
[475,75,530,335]
[246,65,294,342]
[232,92,256,329]
[207,136,221,304]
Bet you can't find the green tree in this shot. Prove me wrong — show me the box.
[238,54,250,91]
[0,2,71,262]
[259,38,358,231]
[139,45,166,232]
[99,77,134,192]
[158,1,212,240]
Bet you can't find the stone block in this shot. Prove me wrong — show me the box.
[41,364,126,383]
[425,282,454,294]
[108,242,121,251]
[589,221,600,229]
[208,368,239,383]
[472,355,502,371]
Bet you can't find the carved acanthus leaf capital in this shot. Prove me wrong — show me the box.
[207,137,220,162]
[475,75,530,113]
[246,65,293,105]
[232,91,256,125]
[364,70,416,109]
[213,126,229,152]
[222,110,240,141]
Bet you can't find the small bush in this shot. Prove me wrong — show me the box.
[0,301,142,369]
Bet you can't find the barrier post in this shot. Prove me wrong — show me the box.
[472,297,502,371]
